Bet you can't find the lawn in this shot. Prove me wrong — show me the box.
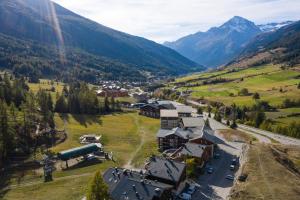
[1,112,160,200]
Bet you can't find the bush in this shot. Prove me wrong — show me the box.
[197,107,203,114]
[238,88,249,96]
[230,120,237,129]
[186,158,197,178]
[252,92,260,100]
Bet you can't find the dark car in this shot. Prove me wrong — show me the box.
[238,174,248,182]
[214,153,220,159]
[207,167,214,174]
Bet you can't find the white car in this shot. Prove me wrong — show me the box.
[179,193,191,200]
[230,164,235,170]
[85,154,96,161]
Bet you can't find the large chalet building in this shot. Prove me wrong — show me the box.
[103,156,186,200]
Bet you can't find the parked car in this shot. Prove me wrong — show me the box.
[231,158,237,165]
[214,153,220,159]
[79,135,101,144]
[238,174,248,182]
[207,167,214,174]
[84,154,96,161]
[226,175,234,180]
[187,184,196,194]
[179,193,191,200]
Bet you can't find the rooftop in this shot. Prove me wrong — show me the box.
[146,156,186,184]
[175,105,195,113]
[179,143,208,158]
[181,117,204,128]
[160,109,178,117]
[157,127,202,140]
[103,168,172,200]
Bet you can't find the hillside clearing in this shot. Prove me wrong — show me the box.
[1,112,160,200]
[230,144,300,200]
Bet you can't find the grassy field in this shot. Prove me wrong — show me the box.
[1,112,160,200]
[217,129,256,143]
[28,79,136,104]
[175,65,300,107]
[174,64,300,129]
[230,144,300,200]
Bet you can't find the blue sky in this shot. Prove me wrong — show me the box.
[52,0,300,43]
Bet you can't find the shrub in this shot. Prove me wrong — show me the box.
[252,92,260,100]
[238,88,249,96]
[230,120,238,129]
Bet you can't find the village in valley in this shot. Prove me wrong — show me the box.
[1,1,300,200]
[1,76,300,200]
[38,80,249,200]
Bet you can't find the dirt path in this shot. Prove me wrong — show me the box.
[1,172,93,191]
[254,146,276,200]
[123,115,146,169]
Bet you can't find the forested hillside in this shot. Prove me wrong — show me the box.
[0,0,203,82]
[0,33,145,82]
[0,73,121,166]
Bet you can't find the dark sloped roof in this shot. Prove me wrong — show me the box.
[179,143,207,158]
[146,157,186,184]
[140,103,160,110]
[157,127,201,140]
[111,177,172,200]
[103,168,172,200]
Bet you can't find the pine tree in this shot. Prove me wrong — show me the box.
[55,94,68,113]
[254,111,265,128]
[197,107,203,115]
[110,97,115,112]
[205,118,211,129]
[86,170,110,200]
[0,100,15,160]
[104,97,110,113]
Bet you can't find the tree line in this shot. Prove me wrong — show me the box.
[0,73,54,164]
[54,82,121,115]
[0,75,122,166]
[213,99,300,139]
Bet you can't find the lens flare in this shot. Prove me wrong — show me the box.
[48,1,66,64]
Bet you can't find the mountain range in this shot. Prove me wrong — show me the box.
[227,20,300,68]
[257,21,294,32]
[164,17,298,68]
[0,0,203,82]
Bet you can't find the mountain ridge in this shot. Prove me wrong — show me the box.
[164,16,262,68]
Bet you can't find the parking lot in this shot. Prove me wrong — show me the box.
[185,118,247,200]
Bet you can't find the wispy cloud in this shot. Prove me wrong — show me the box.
[52,0,300,43]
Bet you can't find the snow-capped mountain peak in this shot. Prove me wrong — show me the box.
[258,21,294,32]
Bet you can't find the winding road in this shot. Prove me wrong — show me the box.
[188,99,300,146]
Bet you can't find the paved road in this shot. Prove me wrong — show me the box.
[186,99,207,107]
[238,124,300,146]
[188,100,300,146]
[237,126,271,143]
[190,117,246,200]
